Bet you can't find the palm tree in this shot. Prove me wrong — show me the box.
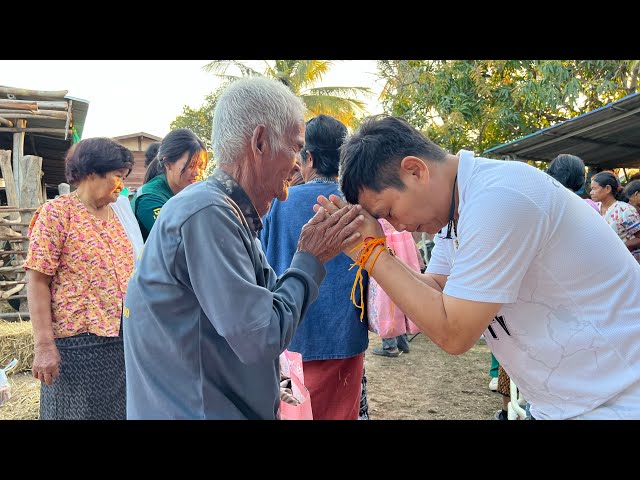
[202,60,372,128]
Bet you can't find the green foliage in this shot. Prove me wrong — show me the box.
[169,90,218,149]
[376,60,639,155]
[170,61,375,170]
[201,60,373,129]
[169,89,221,168]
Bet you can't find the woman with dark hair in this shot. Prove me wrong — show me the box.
[131,128,208,241]
[547,153,599,211]
[23,137,138,419]
[623,180,640,213]
[547,154,586,192]
[144,141,161,168]
[590,171,640,263]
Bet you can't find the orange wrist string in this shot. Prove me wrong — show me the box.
[349,237,387,321]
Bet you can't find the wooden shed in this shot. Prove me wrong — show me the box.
[111,132,162,192]
[0,85,89,201]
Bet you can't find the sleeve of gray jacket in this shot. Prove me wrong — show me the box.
[179,205,326,365]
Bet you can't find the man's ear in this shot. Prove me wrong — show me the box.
[400,156,429,184]
[252,124,267,156]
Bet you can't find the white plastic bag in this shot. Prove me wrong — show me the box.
[0,358,18,406]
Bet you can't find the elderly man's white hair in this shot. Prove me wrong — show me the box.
[211,76,307,165]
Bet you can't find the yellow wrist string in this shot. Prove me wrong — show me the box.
[349,237,387,321]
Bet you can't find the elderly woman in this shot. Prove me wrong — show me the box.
[24,137,137,420]
[590,171,640,263]
[131,128,208,241]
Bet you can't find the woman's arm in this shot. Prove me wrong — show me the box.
[26,269,60,385]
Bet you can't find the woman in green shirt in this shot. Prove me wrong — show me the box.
[131,128,208,241]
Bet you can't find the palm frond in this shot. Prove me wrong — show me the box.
[202,61,262,77]
[213,74,242,84]
[197,60,373,129]
[304,94,367,111]
[292,61,333,88]
[306,86,372,99]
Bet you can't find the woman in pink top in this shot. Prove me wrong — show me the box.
[590,172,640,263]
[24,137,136,419]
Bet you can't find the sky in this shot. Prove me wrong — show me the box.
[0,60,385,140]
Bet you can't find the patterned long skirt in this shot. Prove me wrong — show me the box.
[39,333,126,420]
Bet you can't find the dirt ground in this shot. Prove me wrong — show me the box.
[1,331,501,421]
[363,331,499,420]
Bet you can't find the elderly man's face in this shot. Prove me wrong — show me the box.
[266,121,305,204]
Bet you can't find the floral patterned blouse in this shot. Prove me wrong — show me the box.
[23,194,134,337]
[602,200,640,263]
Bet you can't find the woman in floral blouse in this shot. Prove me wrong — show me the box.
[590,172,640,264]
[24,137,136,419]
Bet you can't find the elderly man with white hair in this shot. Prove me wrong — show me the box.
[123,77,365,419]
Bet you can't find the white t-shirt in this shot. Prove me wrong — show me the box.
[427,150,640,419]
[111,195,144,262]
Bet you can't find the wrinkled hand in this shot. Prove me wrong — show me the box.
[298,204,364,263]
[313,195,384,261]
[32,343,61,385]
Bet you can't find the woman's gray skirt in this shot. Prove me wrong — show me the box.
[39,333,125,420]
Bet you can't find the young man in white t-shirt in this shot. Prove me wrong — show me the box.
[317,115,640,420]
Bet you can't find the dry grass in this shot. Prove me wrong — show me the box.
[0,320,33,374]
[0,320,37,420]
[364,331,499,419]
[0,372,39,420]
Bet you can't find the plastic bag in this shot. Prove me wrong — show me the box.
[367,221,423,338]
[0,358,18,406]
[278,350,313,420]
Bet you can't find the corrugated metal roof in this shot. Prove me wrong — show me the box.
[484,92,640,169]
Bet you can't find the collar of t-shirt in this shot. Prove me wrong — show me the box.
[456,149,477,219]
[437,149,475,238]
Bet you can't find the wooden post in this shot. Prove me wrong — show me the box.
[17,155,43,316]
[0,150,20,222]
[19,155,42,249]
[19,156,42,206]
[12,119,26,201]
